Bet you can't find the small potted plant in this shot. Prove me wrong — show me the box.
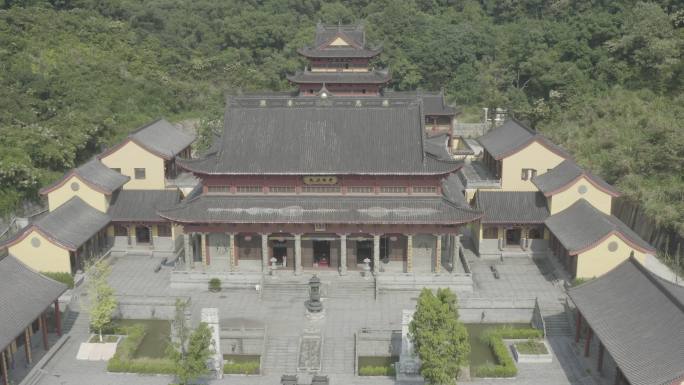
[209,278,221,292]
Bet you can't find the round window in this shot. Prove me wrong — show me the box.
[578,185,588,194]
[608,241,619,252]
[31,237,41,248]
[70,181,80,191]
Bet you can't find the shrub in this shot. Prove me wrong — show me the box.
[106,324,175,374]
[514,339,547,355]
[209,278,221,292]
[223,360,260,375]
[41,271,74,289]
[473,326,543,378]
[359,365,396,376]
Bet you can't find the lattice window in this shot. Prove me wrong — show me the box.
[236,186,263,193]
[207,186,231,194]
[269,186,296,193]
[412,186,437,194]
[348,186,374,194]
[380,186,407,194]
[302,186,340,194]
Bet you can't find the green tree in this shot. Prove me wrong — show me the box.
[87,261,117,342]
[409,288,469,385]
[169,322,212,385]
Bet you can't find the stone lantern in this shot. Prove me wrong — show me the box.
[305,274,323,312]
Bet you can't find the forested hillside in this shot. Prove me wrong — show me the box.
[0,0,682,238]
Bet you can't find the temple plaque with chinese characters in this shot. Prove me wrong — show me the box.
[303,176,337,185]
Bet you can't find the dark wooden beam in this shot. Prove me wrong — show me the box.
[40,314,49,350]
[574,309,582,343]
[584,327,593,357]
[1,350,8,385]
[54,301,62,337]
[23,328,32,365]
[597,342,604,373]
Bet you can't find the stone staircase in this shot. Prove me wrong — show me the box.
[261,336,299,374]
[262,279,309,299]
[326,279,375,298]
[541,302,573,336]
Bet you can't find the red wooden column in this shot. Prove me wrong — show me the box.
[54,301,62,337]
[584,327,593,357]
[597,342,605,373]
[574,309,582,343]
[23,328,32,365]
[40,314,48,350]
[1,349,8,385]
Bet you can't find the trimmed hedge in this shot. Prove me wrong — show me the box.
[106,324,175,374]
[41,271,74,289]
[209,278,221,292]
[359,365,396,376]
[223,360,260,375]
[472,326,543,378]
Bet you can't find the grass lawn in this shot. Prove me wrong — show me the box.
[514,339,548,355]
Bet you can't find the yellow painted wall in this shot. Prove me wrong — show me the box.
[329,37,350,46]
[8,230,71,273]
[501,141,565,191]
[47,175,109,212]
[100,141,165,190]
[576,233,647,278]
[548,177,613,215]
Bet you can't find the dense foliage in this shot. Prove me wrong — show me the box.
[410,288,469,385]
[0,0,682,237]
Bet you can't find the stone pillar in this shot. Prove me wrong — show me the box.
[406,234,414,273]
[201,233,208,266]
[294,234,302,275]
[373,234,380,274]
[261,233,269,273]
[434,234,442,273]
[228,233,236,271]
[201,308,223,379]
[339,234,347,275]
[183,233,192,267]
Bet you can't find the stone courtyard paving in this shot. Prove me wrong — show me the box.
[29,253,598,385]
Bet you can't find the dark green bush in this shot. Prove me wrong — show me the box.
[223,360,260,375]
[41,271,74,289]
[106,324,175,374]
[473,326,543,378]
[359,365,396,376]
[209,278,221,292]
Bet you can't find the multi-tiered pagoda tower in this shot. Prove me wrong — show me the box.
[288,23,390,96]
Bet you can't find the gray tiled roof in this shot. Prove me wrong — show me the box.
[423,134,452,161]
[441,173,467,206]
[475,191,549,224]
[40,159,129,195]
[532,159,619,196]
[569,257,684,385]
[30,197,110,250]
[108,190,180,222]
[383,91,456,116]
[545,199,655,254]
[158,195,482,225]
[287,70,390,84]
[130,118,195,159]
[477,119,570,160]
[178,98,461,175]
[0,255,67,350]
[314,23,366,47]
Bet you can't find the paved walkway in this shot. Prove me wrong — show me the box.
[28,253,596,385]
